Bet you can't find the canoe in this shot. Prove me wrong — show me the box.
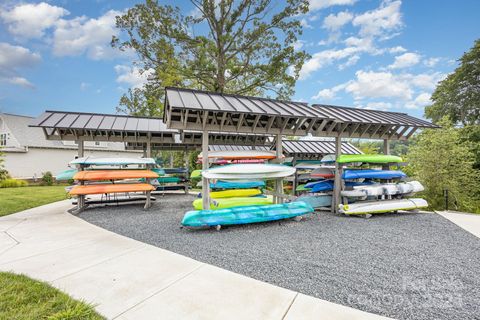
[203,164,292,175]
[190,170,202,178]
[182,201,314,227]
[69,183,155,195]
[207,189,262,198]
[70,157,156,166]
[337,154,402,164]
[198,150,277,160]
[202,164,295,180]
[310,167,335,178]
[73,170,159,181]
[296,184,311,191]
[164,168,187,174]
[192,196,273,210]
[320,154,336,163]
[210,180,266,189]
[339,198,428,215]
[152,168,165,176]
[306,180,376,193]
[157,176,181,183]
[341,181,424,198]
[296,195,332,208]
[56,169,77,180]
[342,169,406,180]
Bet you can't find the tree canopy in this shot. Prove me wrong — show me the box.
[112,0,309,115]
[407,118,480,213]
[425,39,480,126]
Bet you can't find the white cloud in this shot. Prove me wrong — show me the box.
[323,11,353,31]
[293,40,305,51]
[389,46,407,54]
[338,54,359,70]
[114,65,154,89]
[0,2,69,39]
[0,42,41,88]
[309,0,357,11]
[352,0,402,39]
[53,10,122,60]
[364,102,392,111]
[299,47,359,79]
[404,92,431,109]
[345,70,413,100]
[405,72,446,90]
[388,52,421,69]
[312,83,347,100]
[424,57,440,67]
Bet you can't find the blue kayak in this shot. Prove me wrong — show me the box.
[182,201,314,227]
[295,195,332,208]
[307,180,376,193]
[210,180,265,189]
[56,169,77,181]
[342,169,406,180]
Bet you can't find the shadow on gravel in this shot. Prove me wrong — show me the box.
[78,194,480,320]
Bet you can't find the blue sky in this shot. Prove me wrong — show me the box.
[0,0,479,120]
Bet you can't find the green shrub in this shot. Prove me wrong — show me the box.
[41,171,54,186]
[0,179,28,188]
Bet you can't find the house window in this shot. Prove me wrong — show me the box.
[0,133,6,146]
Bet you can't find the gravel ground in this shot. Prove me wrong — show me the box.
[78,194,480,320]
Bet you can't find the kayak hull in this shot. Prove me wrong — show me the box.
[74,170,159,181]
[192,196,273,210]
[339,198,428,215]
[182,201,314,227]
[69,183,155,195]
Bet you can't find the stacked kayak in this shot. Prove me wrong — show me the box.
[182,201,313,227]
[68,158,158,211]
[336,154,428,215]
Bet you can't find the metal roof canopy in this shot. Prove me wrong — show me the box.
[30,110,177,144]
[281,140,361,158]
[164,87,438,140]
[30,110,271,148]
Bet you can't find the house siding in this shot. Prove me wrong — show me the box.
[4,147,141,179]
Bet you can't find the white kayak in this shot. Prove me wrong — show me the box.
[70,157,156,166]
[198,150,277,160]
[204,164,293,175]
[341,181,424,199]
[202,164,295,180]
[339,198,428,215]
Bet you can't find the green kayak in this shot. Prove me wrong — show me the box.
[337,154,402,164]
[190,169,202,178]
[296,184,311,191]
[193,196,273,210]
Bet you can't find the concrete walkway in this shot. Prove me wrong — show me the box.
[436,210,480,239]
[0,201,391,320]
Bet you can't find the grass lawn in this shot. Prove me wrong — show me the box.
[0,186,68,217]
[0,272,104,320]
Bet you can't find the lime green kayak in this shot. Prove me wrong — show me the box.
[190,169,202,178]
[193,196,273,210]
[209,189,262,198]
[337,154,402,164]
[296,184,311,191]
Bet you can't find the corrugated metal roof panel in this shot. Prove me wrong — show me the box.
[165,87,321,118]
[281,140,361,155]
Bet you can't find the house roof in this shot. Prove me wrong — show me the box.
[1,112,133,152]
[164,87,438,140]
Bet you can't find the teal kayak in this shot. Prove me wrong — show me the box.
[56,169,77,181]
[182,201,314,227]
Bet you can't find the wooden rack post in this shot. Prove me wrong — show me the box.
[275,134,284,204]
[202,130,210,210]
[333,136,342,214]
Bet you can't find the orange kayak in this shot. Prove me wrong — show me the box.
[69,183,155,195]
[73,170,159,181]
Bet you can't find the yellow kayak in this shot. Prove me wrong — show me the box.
[209,188,262,198]
[193,196,273,210]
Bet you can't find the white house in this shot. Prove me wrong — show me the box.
[0,112,141,179]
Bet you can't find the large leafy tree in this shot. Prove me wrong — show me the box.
[112,0,309,115]
[425,39,480,126]
[407,118,480,213]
